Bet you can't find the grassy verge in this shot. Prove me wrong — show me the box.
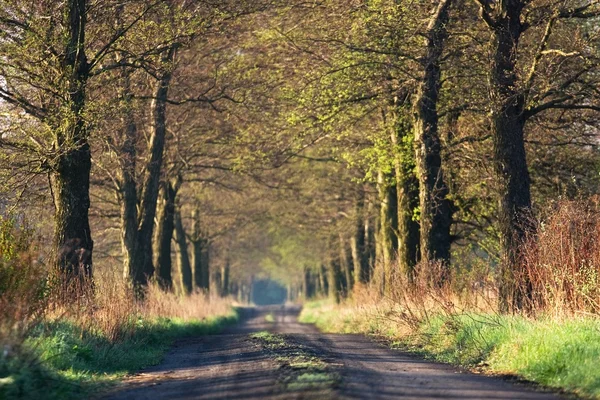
[1,309,239,400]
[264,313,275,323]
[249,331,338,392]
[300,300,600,399]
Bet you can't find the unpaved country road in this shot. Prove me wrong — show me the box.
[103,306,563,400]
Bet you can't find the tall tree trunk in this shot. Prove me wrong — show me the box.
[413,0,454,275]
[376,169,398,294]
[174,208,193,295]
[238,284,245,303]
[318,264,328,298]
[326,257,340,303]
[118,66,140,288]
[303,267,315,300]
[221,258,230,296]
[350,235,362,287]
[249,276,255,303]
[230,282,239,300]
[153,181,177,290]
[351,187,371,286]
[213,268,222,297]
[365,200,376,282]
[489,1,533,312]
[396,172,420,278]
[339,233,353,295]
[191,207,210,291]
[392,103,420,279]
[52,0,93,285]
[315,266,322,297]
[130,47,176,289]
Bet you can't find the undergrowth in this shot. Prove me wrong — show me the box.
[299,201,600,399]
[300,302,600,398]
[2,312,238,400]
[0,214,238,399]
[249,331,338,392]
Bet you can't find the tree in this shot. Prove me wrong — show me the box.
[95,0,240,290]
[413,0,454,273]
[474,0,600,311]
[153,179,179,290]
[0,0,154,287]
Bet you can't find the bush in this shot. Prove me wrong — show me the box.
[523,199,600,315]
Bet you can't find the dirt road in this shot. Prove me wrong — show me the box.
[104,306,563,400]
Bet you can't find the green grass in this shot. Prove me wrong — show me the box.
[300,301,600,399]
[249,330,338,392]
[264,313,275,323]
[249,331,286,349]
[0,310,239,400]
[286,372,337,390]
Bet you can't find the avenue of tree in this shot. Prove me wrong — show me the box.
[1,0,599,311]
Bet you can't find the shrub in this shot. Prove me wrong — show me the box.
[523,199,600,315]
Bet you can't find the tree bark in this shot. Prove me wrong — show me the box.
[303,267,315,300]
[351,187,371,286]
[413,0,454,274]
[326,257,340,303]
[174,208,193,295]
[350,234,362,287]
[392,105,420,278]
[221,258,230,296]
[153,181,177,290]
[191,207,210,291]
[318,264,328,298]
[117,66,140,290]
[396,170,420,277]
[213,268,222,297]
[130,46,176,289]
[339,233,353,295]
[52,0,93,286]
[365,200,376,282]
[488,1,533,312]
[376,169,398,294]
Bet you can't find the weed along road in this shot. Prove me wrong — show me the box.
[104,306,562,400]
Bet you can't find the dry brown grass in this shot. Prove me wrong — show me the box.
[142,284,233,321]
[361,260,498,330]
[523,199,600,316]
[46,271,235,343]
[88,271,137,342]
[0,253,48,350]
[0,218,48,353]
[343,200,600,323]
[1,212,233,351]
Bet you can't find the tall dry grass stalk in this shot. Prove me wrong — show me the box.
[48,271,234,342]
[0,217,47,353]
[348,200,600,322]
[367,260,497,328]
[142,284,232,321]
[0,252,48,350]
[89,270,137,342]
[523,199,600,316]
[2,239,232,353]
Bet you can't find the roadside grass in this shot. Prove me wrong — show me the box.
[300,300,600,399]
[264,313,275,323]
[286,372,335,391]
[250,331,286,349]
[249,331,338,391]
[1,310,239,400]
[0,216,239,400]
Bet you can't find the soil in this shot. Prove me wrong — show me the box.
[102,306,564,400]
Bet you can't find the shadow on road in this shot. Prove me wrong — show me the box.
[103,306,562,400]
